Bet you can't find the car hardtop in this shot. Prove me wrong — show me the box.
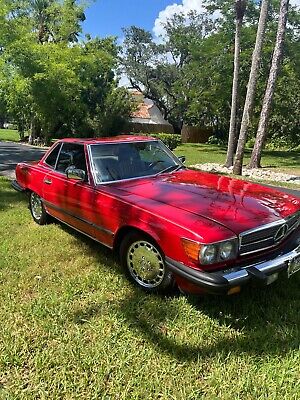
[55,135,157,146]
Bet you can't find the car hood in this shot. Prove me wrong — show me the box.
[114,169,300,235]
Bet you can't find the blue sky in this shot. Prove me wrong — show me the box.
[82,0,300,40]
[83,0,175,39]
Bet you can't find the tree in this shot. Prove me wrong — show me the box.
[249,0,290,168]
[233,0,269,175]
[0,1,133,141]
[225,0,247,167]
[121,12,214,134]
[90,87,135,135]
[121,1,300,147]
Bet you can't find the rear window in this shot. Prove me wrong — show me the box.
[44,143,61,168]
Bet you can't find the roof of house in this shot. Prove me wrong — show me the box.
[131,103,152,119]
[129,90,171,125]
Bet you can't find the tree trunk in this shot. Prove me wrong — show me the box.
[18,124,25,140]
[225,0,247,167]
[249,0,289,168]
[233,0,269,175]
[169,119,182,135]
[29,118,41,145]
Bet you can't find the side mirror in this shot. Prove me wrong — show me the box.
[66,166,86,181]
[178,156,186,164]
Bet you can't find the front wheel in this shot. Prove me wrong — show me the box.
[29,192,49,225]
[120,232,174,293]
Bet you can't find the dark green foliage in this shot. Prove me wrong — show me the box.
[89,87,136,136]
[0,1,133,140]
[122,0,300,148]
[146,133,182,150]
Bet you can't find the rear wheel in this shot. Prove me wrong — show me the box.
[29,192,49,225]
[120,232,174,293]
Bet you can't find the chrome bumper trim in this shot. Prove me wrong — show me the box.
[223,244,300,285]
[166,241,300,294]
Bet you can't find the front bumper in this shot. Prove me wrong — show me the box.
[166,242,300,295]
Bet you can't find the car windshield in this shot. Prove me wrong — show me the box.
[89,140,181,184]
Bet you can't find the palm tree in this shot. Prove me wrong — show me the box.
[249,0,290,168]
[225,0,247,168]
[233,0,269,175]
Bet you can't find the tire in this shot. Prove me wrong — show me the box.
[120,232,174,293]
[29,192,49,225]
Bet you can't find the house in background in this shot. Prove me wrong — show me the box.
[126,89,174,134]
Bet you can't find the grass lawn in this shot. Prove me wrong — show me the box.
[0,129,20,142]
[0,176,300,399]
[174,143,300,176]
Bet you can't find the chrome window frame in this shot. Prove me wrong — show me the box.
[46,142,90,184]
[43,142,62,169]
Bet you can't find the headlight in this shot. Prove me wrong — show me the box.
[199,239,238,265]
[200,245,218,264]
[219,241,235,260]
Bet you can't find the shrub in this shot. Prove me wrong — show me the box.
[146,133,181,150]
[206,135,225,146]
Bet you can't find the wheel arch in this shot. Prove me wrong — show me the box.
[113,225,162,255]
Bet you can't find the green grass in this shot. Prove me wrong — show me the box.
[174,143,300,176]
[0,129,20,142]
[0,176,300,399]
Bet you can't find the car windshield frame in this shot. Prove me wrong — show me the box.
[88,140,183,185]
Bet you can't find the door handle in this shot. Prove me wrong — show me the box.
[43,178,52,185]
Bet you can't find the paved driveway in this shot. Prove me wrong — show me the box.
[0,141,46,179]
[0,140,299,198]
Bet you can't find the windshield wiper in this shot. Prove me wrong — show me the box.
[157,164,183,175]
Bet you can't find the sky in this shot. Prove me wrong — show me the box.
[83,0,300,40]
[82,0,174,39]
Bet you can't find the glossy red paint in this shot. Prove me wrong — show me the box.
[14,137,300,295]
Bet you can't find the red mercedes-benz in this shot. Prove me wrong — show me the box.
[12,136,300,295]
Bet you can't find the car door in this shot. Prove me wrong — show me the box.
[43,142,96,238]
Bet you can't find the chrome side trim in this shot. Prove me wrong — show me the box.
[50,214,113,250]
[43,199,114,237]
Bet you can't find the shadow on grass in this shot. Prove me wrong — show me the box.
[65,222,300,361]
[112,282,299,361]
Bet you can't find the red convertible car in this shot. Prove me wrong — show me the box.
[12,136,300,295]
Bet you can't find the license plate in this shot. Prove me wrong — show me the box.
[288,255,300,278]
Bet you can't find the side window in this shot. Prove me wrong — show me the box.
[55,143,87,174]
[44,143,61,168]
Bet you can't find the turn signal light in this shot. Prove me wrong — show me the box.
[227,286,241,295]
[181,239,201,263]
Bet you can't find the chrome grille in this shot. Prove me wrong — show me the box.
[240,211,300,256]
[286,212,299,232]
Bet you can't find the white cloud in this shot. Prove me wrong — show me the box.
[153,0,207,38]
[153,0,300,39]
